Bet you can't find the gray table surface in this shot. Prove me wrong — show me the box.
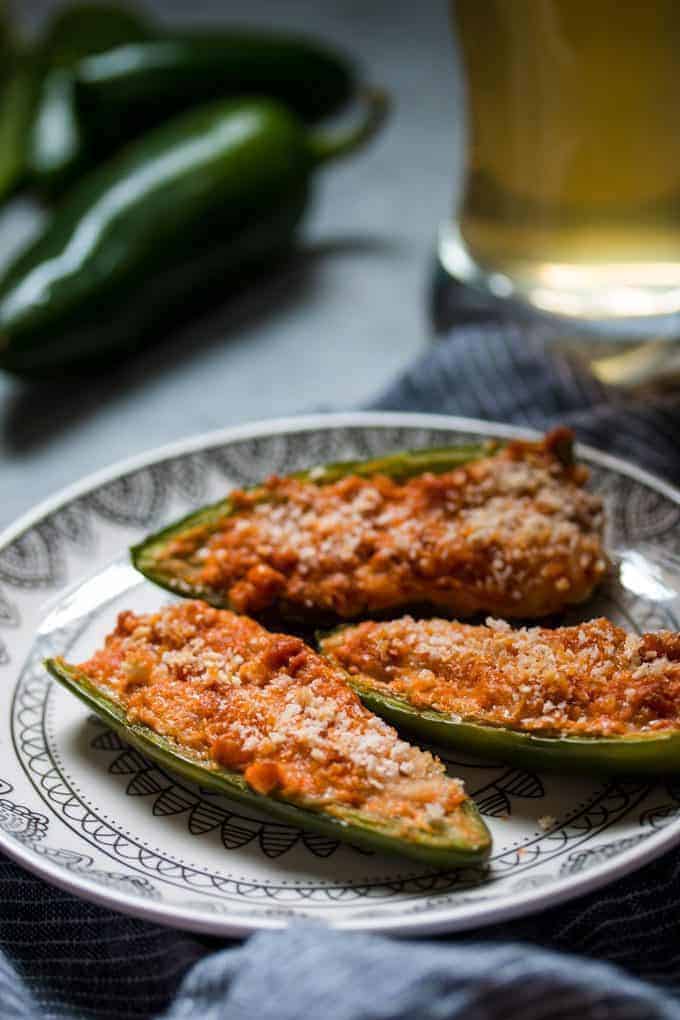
[1,0,463,529]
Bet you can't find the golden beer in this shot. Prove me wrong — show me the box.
[447,0,680,321]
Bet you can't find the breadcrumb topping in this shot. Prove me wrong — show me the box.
[155,429,606,619]
[321,616,680,738]
[77,601,467,831]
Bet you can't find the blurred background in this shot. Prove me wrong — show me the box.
[1,0,463,526]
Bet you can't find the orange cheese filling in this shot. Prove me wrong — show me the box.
[158,428,606,619]
[78,601,466,829]
[322,616,680,738]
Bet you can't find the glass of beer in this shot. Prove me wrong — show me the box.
[440,0,680,362]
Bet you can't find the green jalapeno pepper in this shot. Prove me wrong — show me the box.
[131,443,499,615]
[29,24,355,195]
[318,633,680,777]
[45,657,491,867]
[0,89,386,376]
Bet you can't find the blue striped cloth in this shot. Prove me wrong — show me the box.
[3,303,680,1019]
[375,322,680,485]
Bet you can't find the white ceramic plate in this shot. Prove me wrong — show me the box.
[2,412,680,938]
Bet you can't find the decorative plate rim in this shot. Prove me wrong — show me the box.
[2,410,680,938]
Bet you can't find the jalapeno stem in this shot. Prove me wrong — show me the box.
[309,86,389,164]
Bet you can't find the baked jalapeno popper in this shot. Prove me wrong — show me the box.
[320,616,680,776]
[45,601,490,866]
[132,428,607,622]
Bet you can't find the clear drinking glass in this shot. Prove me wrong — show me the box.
[439,0,680,385]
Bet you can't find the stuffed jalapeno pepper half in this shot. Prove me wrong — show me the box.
[46,601,490,866]
[132,428,607,623]
[320,616,680,775]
